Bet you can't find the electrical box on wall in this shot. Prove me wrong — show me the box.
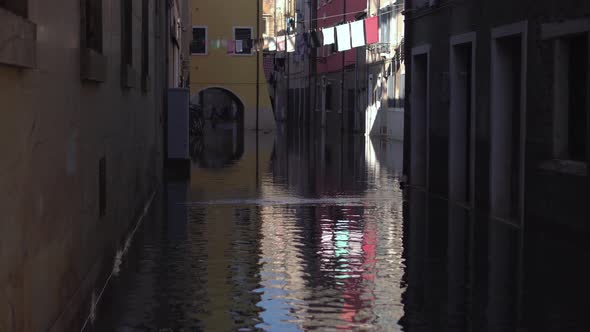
[166,88,190,178]
[167,88,190,171]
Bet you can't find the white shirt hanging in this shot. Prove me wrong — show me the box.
[287,34,296,53]
[268,37,277,51]
[322,27,335,46]
[336,23,351,51]
[350,20,366,48]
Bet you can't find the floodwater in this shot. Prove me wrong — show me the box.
[90,126,590,332]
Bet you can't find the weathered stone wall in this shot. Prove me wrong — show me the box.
[404,0,590,225]
[0,0,168,330]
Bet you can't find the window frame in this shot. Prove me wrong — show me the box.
[191,26,208,55]
[121,0,133,66]
[141,0,150,91]
[81,0,103,54]
[541,19,590,171]
[233,26,254,56]
[120,0,136,88]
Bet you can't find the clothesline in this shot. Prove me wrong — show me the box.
[207,10,402,56]
[294,5,404,25]
[271,7,402,41]
[266,15,382,53]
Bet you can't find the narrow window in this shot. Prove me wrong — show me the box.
[141,0,149,90]
[387,71,395,107]
[450,40,474,204]
[326,84,333,110]
[379,9,390,45]
[84,0,103,53]
[99,157,106,218]
[410,52,428,187]
[234,27,253,55]
[191,27,207,55]
[553,33,589,163]
[121,0,133,66]
[490,34,524,220]
[0,0,28,17]
[567,34,588,161]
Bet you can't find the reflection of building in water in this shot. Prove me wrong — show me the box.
[257,205,311,330]
[192,205,263,331]
[269,129,370,196]
[401,190,527,331]
[189,133,274,201]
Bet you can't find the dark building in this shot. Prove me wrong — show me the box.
[403,0,590,228]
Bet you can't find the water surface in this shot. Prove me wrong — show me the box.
[91,128,590,332]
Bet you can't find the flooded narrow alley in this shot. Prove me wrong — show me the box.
[90,127,406,331]
[89,128,590,332]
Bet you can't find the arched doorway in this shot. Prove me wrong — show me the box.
[190,87,245,167]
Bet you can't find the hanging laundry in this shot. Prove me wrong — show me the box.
[268,37,277,51]
[287,34,296,53]
[277,36,286,52]
[350,20,366,48]
[322,27,335,46]
[303,32,311,49]
[296,33,306,57]
[336,23,351,51]
[365,16,379,45]
[235,40,243,53]
[227,39,235,54]
[310,30,323,48]
[253,38,263,52]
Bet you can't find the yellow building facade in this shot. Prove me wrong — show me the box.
[190,0,275,131]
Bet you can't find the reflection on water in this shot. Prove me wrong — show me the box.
[91,127,590,332]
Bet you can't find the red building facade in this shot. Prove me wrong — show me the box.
[316,0,367,74]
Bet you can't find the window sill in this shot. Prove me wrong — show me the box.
[121,64,137,89]
[0,8,37,69]
[538,159,588,177]
[81,48,107,82]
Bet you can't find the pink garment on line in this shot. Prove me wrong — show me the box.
[365,16,379,45]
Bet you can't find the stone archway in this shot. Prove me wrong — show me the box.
[190,87,245,167]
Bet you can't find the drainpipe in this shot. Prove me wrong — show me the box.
[340,0,346,133]
[285,0,289,125]
[355,42,359,132]
[305,0,314,189]
[163,0,171,163]
[256,0,260,131]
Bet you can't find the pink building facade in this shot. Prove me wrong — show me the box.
[316,0,367,74]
